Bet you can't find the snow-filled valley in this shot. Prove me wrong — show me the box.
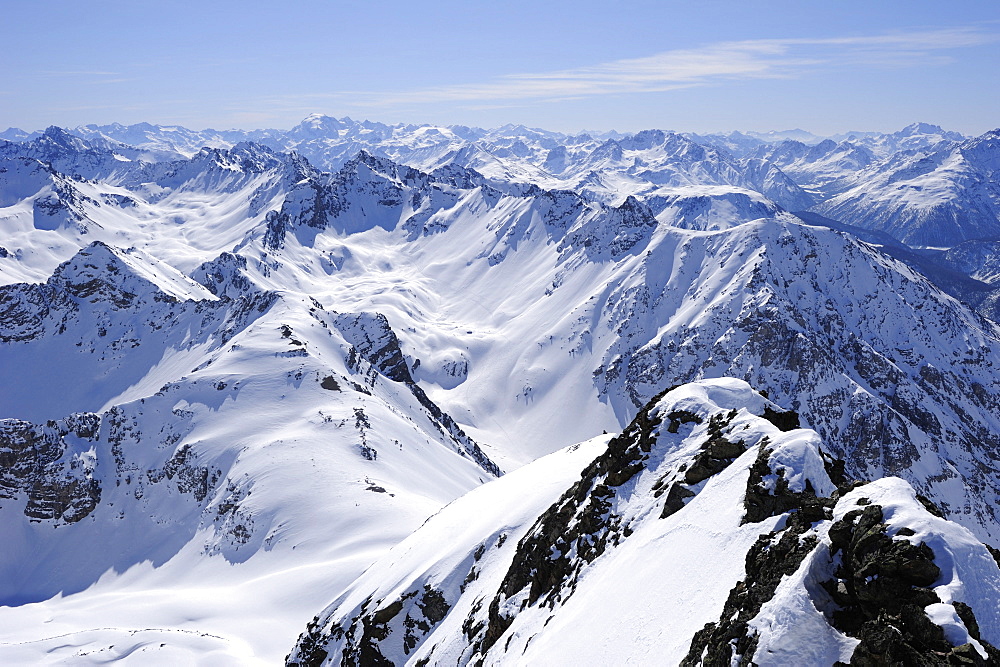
[2,118,1000,664]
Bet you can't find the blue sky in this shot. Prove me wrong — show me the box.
[4,0,999,135]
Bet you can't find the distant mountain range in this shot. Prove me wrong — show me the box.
[1,117,999,664]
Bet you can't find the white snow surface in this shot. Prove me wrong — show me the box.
[2,120,1000,663]
[298,378,1000,665]
[299,379,797,664]
[0,263,498,663]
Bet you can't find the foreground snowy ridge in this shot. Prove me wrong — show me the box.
[288,379,1000,666]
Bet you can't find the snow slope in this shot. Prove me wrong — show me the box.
[288,379,1000,666]
[2,121,1000,663]
[815,130,1000,246]
[5,140,1000,539]
[0,241,499,663]
[226,152,1000,543]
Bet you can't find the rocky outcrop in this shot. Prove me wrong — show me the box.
[475,388,673,656]
[687,463,1000,665]
[335,311,501,477]
[289,585,452,667]
[825,503,1000,665]
[0,414,101,524]
[683,515,821,665]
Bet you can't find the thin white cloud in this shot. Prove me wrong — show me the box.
[35,70,133,86]
[40,70,121,77]
[332,26,997,107]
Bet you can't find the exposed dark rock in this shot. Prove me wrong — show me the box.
[293,177,339,231]
[761,405,800,432]
[192,253,257,300]
[474,385,677,657]
[417,586,450,625]
[954,602,981,645]
[406,382,500,477]
[0,414,102,524]
[823,503,1000,664]
[665,409,702,434]
[742,439,832,525]
[986,544,1000,569]
[821,450,851,492]
[322,595,400,667]
[683,410,744,485]
[684,443,742,483]
[286,615,329,667]
[659,483,696,519]
[683,449,1000,664]
[683,523,818,666]
[917,493,946,518]
[146,444,220,502]
[24,474,101,523]
[371,600,404,626]
[336,312,413,384]
[335,311,500,476]
[294,584,452,667]
[263,210,289,250]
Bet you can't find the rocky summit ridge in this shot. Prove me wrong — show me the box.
[287,379,1000,666]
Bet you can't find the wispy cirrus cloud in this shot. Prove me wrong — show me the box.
[326,26,998,109]
[36,70,134,86]
[40,70,121,77]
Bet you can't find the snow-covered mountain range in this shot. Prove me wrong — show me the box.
[1,117,999,664]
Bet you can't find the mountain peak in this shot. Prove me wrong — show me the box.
[292,114,348,138]
[51,242,218,304]
[626,128,667,150]
[38,125,92,152]
[898,121,946,136]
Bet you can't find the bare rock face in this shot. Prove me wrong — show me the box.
[0,408,223,530]
[0,414,101,524]
[289,584,452,667]
[689,457,1000,665]
[336,310,501,477]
